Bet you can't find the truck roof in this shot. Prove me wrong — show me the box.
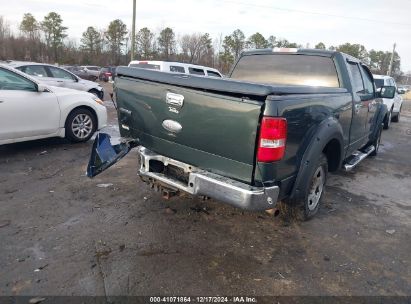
[240,48,362,64]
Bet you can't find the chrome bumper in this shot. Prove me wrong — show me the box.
[137,146,279,211]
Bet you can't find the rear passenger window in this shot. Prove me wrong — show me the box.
[348,63,364,94]
[170,66,185,73]
[207,70,222,78]
[188,68,205,76]
[22,65,48,77]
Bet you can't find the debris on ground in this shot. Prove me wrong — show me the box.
[96,183,113,188]
[119,244,125,252]
[324,255,331,261]
[29,297,46,304]
[164,207,177,214]
[386,229,396,235]
[34,264,49,272]
[0,220,11,228]
[190,206,210,214]
[39,151,48,155]
[277,272,285,279]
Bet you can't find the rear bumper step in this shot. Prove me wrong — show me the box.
[137,146,280,211]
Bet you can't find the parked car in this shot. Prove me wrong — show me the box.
[87,48,395,221]
[80,66,101,78]
[397,86,408,94]
[63,65,98,81]
[8,62,104,99]
[373,74,403,127]
[128,61,223,78]
[0,64,107,144]
[99,66,117,82]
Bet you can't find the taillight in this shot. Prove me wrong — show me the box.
[257,117,287,162]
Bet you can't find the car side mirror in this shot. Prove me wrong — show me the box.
[37,84,48,92]
[378,86,396,99]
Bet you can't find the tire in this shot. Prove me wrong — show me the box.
[89,89,103,99]
[370,123,383,157]
[65,108,97,143]
[392,108,401,123]
[283,153,328,221]
[383,110,392,129]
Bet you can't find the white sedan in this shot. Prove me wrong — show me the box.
[8,62,104,99]
[0,64,107,145]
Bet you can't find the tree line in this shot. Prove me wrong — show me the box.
[0,13,403,77]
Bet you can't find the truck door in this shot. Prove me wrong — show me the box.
[347,62,369,151]
[358,65,377,138]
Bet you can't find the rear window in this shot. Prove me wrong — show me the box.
[170,66,185,73]
[231,54,340,87]
[189,68,205,76]
[207,70,222,78]
[87,66,100,71]
[374,79,384,88]
[129,63,160,70]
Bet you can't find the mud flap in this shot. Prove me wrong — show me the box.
[86,133,135,178]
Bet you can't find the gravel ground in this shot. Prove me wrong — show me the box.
[0,82,410,297]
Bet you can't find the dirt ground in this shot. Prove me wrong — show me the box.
[0,83,410,297]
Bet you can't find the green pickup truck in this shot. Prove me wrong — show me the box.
[87,48,396,220]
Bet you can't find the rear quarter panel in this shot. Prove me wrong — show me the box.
[254,92,352,187]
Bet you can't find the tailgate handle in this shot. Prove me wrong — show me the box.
[166,92,184,107]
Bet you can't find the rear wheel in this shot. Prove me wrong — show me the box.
[370,123,383,157]
[282,153,328,221]
[392,107,401,122]
[383,110,392,129]
[65,108,96,143]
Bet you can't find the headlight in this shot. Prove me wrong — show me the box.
[93,97,104,106]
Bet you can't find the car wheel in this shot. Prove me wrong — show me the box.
[282,153,328,221]
[65,108,96,143]
[370,123,383,157]
[383,110,392,129]
[392,108,401,123]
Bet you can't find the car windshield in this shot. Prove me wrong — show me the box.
[374,79,384,88]
[87,66,99,71]
[231,54,340,87]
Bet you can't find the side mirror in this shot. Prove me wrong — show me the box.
[378,86,396,99]
[37,84,48,92]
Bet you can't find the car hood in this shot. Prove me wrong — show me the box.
[78,78,98,86]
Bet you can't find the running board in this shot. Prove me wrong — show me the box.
[343,145,375,171]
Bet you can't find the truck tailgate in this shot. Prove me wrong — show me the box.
[115,73,264,183]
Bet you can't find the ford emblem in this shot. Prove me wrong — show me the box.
[162,119,182,133]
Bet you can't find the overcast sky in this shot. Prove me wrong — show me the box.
[2,0,411,71]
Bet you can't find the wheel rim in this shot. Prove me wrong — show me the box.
[71,114,93,139]
[307,166,325,211]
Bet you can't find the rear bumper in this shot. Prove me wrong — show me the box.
[137,146,279,211]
